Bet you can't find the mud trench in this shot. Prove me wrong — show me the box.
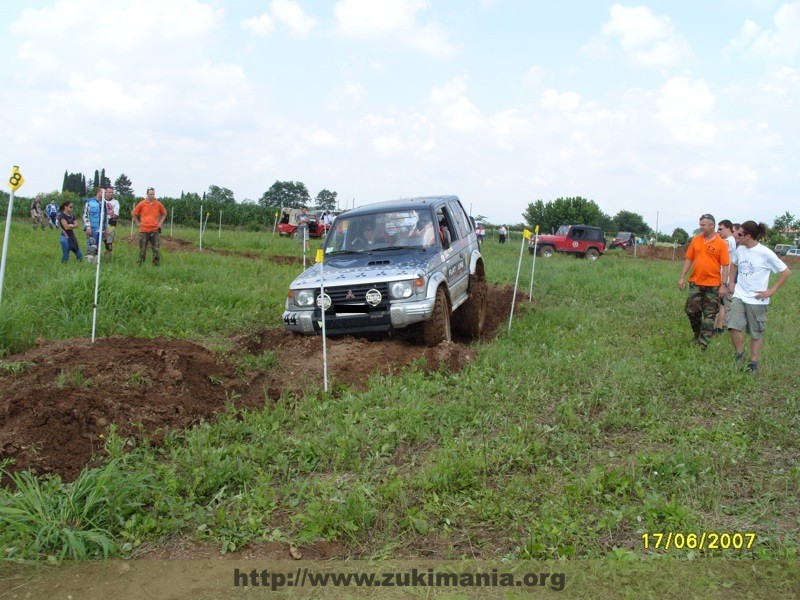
[0,283,527,484]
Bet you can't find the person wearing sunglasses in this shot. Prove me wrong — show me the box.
[726,221,791,374]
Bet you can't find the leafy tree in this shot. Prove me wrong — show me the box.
[772,211,797,232]
[612,210,650,235]
[259,180,311,209]
[100,168,110,188]
[523,196,609,233]
[114,174,134,198]
[314,188,338,211]
[671,228,689,244]
[206,185,236,204]
[93,170,100,189]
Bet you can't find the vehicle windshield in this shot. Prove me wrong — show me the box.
[324,209,438,254]
[555,225,570,235]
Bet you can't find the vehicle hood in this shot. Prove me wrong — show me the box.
[533,234,562,242]
[290,250,440,288]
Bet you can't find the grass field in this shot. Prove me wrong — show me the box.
[1,220,798,562]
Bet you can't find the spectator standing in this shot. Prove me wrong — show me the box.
[131,187,167,266]
[45,198,59,229]
[727,221,791,374]
[30,194,45,230]
[714,219,738,334]
[498,225,508,244]
[296,206,311,251]
[82,188,108,263]
[57,201,83,263]
[103,187,120,260]
[677,213,730,349]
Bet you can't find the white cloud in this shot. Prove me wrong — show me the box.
[241,14,275,37]
[600,4,691,67]
[270,0,316,37]
[658,76,716,142]
[334,0,456,58]
[430,77,485,132]
[373,135,406,156]
[541,90,582,112]
[728,1,800,62]
[335,0,425,36]
[309,128,338,147]
[522,65,547,89]
[241,0,315,38]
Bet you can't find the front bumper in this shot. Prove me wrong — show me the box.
[283,296,436,336]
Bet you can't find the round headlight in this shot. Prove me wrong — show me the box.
[390,280,413,299]
[294,289,315,307]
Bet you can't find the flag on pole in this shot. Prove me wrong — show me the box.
[8,166,24,191]
[523,229,531,240]
[316,248,329,392]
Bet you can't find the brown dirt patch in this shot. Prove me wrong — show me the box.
[0,285,527,484]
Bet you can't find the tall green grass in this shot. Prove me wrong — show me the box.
[1,225,798,560]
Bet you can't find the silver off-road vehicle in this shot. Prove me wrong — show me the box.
[282,195,487,345]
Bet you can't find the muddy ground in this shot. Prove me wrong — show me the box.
[0,280,525,484]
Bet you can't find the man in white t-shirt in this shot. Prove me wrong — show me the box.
[727,220,791,374]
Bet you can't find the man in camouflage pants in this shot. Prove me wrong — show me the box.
[677,214,731,349]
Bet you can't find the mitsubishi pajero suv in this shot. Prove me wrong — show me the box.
[283,195,487,345]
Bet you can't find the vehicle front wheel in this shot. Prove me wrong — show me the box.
[423,287,452,346]
[540,246,555,258]
[585,248,600,260]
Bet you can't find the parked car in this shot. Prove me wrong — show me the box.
[277,208,330,239]
[532,224,606,260]
[283,195,488,345]
[609,232,635,250]
[785,248,800,257]
[774,244,797,256]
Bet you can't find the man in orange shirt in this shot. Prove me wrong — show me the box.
[678,213,731,348]
[131,187,167,266]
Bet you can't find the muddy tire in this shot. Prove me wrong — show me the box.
[540,245,555,258]
[585,248,600,260]
[454,262,487,338]
[423,287,452,346]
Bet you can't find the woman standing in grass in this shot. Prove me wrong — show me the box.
[57,201,83,263]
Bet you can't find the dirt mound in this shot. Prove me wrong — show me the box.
[0,285,527,483]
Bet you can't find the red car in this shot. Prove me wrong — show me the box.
[277,209,331,239]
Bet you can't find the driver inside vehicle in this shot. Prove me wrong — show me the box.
[350,220,387,250]
[407,210,436,246]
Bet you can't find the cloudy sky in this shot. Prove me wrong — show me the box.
[1,0,798,234]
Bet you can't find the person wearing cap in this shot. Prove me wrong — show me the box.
[727,221,791,374]
[678,213,731,349]
[132,187,167,266]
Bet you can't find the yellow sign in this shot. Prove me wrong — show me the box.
[315,249,324,263]
[534,225,540,234]
[523,229,531,239]
[8,166,24,191]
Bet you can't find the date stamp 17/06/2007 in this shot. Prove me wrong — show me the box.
[642,532,756,551]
